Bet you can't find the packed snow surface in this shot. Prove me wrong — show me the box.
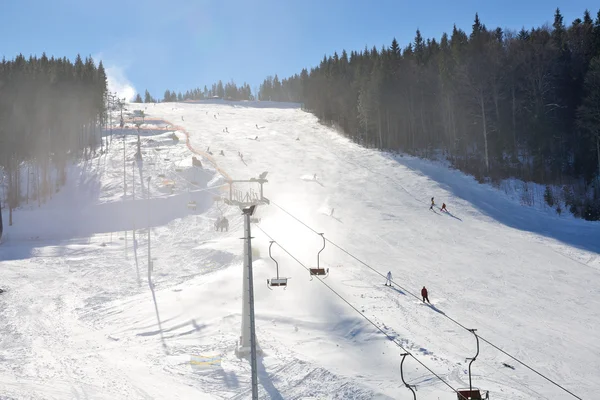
[1,100,599,399]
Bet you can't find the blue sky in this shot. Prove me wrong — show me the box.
[1,0,598,100]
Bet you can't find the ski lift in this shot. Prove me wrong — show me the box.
[457,329,489,400]
[400,353,417,400]
[267,241,288,289]
[309,233,329,279]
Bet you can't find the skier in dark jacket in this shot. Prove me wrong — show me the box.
[440,203,447,212]
[421,286,430,303]
[429,197,435,210]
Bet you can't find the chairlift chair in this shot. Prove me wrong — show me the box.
[457,389,488,400]
[457,329,489,400]
[267,241,288,289]
[309,233,329,279]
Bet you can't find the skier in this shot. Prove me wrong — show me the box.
[330,208,335,217]
[181,116,184,121]
[313,173,317,181]
[440,203,447,212]
[385,271,392,286]
[429,197,435,210]
[256,124,259,129]
[220,150,225,156]
[421,286,430,303]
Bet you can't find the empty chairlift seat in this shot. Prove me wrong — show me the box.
[268,278,288,287]
[457,389,488,400]
[309,233,329,279]
[267,241,289,290]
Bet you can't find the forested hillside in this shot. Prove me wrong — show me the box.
[0,54,108,226]
[258,9,600,220]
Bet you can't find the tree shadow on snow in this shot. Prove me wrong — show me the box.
[385,153,600,254]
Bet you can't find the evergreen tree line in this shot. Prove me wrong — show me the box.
[258,9,600,220]
[0,53,107,226]
[133,80,254,103]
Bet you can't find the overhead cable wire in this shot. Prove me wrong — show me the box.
[270,200,583,400]
[254,224,469,400]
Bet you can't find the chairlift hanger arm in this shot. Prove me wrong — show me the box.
[467,329,479,396]
[269,241,280,278]
[317,233,325,269]
[400,353,417,400]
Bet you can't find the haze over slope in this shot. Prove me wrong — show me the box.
[1,100,598,399]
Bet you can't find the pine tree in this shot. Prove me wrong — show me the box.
[576,56,600,180]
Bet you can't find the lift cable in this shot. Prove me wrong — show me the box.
[270,200,583,400]
[254,224,469,400]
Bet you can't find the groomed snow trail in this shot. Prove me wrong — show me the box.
[1,100,598,399]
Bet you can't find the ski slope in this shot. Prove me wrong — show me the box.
[1,100,599,399]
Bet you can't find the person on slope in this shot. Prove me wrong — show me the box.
[385,271,392,286]
[429,197,435,210]
[421,286,430,303]
[440,203,447,213]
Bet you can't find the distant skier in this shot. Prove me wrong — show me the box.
[313,173,317,181]
[214,114,217,119]
[421,286,430,303]
[220,150,225,156]
[385,271,392,286]
[429,197,435,210]
[440,203,447,213]
[330,208,335,217]
[296,137,300,141]
[181,116,184,121]
[256,124,259,129]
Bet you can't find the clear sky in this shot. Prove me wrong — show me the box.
[1,0,598,100]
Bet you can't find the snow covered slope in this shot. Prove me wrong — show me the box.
[1,100,599,399]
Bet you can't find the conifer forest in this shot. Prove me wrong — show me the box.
[0,54,108,226]
[258,10,600,219]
